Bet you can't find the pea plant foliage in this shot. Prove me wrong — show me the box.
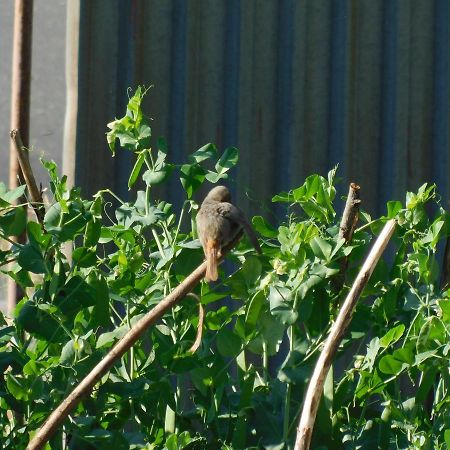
[1,87,450,449]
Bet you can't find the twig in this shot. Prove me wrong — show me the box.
[26,232,243,450]
[10,129,45,225]
[294,219,396,450]
[339,183,360,242]
[186,293,205,354]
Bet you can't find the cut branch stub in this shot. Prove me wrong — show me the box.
[339,183,361,242]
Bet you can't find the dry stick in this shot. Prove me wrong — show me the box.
[186,293,205,354]
[294,219,396,450]
[10,129,45,225]
[27,232,243,450]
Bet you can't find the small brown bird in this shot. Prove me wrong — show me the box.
[196,185,261,281]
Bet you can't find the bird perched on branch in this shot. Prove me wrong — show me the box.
[196,185,261,282]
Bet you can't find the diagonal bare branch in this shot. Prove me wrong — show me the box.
[26,231,244,450]
[294,219,396,450]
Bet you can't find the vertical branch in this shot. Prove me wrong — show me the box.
[8,0,34,313]
[294,219,396,450]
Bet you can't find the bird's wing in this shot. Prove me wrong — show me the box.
[217,202,261,254]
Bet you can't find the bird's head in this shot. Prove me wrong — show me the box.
[204,185,231,202]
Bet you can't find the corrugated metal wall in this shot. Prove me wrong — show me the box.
[65,0,449,217]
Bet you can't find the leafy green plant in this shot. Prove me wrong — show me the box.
[1,87,449,449]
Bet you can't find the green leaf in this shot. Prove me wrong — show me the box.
[157,137,168,153]
[438,300,450,323]
[6,374,28,400]
[248,309,286,356]
[244,291,266,337]
[415,366,438,404]
[180,164,206,198]
[272,191,293,203]
[269,286,297,325]
[44,202,62,230]
[128,151,146,189]
[190,367,212,396]
[44,202,90,241]
[89,275,111,327]
[0,326,15,345]
[190,143,217,163]
[379,324,405,348]
[420,219,445,249]
[0,184,26,204]
[310,236,333,261]
[0,206,27,236]
[72,247,97,268]
[386,200,403,218]
[84,219,101,247]
[215,147,239,173]
[444,430,450,448]
[364,338,381,371]
[232,372,255,449]
[18,244,46,274]
[324,365,334,413]
[17,301,64,341]
[293,174,321,199]
[204,170,229,183]
[137,123,151,144]
[252,216,277,238]
[379,347,414,375]
[240,256,262,286]
[205,306,232,330]
[216,327,242,357]
[96,325,128,348]
[59,339,77,367]
[378,354,404,375]
[417,316,447,352]
[142,164,173,186]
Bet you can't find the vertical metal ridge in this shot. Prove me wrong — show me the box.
[115,0,134,201]
[168,0,187,207]
[223,0,240,149]
[223,0,240,204]
[275,0,294,192]
[328,0,347,171]
[432,0,449,201]
[379,0,397,213]
[169,0,187,165]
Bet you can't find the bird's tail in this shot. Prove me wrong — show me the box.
[205,239,219,281]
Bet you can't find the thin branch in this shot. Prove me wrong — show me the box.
[186,293,205,354]
[26,232,243,450]
[10,129,45,225]
[294,219,396,450]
